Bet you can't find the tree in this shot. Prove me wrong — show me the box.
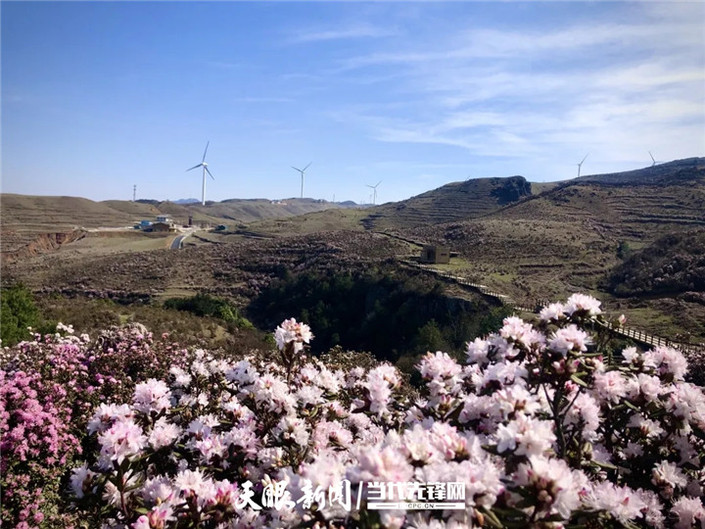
[0,284,40,346]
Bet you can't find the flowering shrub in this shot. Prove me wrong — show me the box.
[61,299,705,528]
[0,323,190,528]
[0,369,80,528]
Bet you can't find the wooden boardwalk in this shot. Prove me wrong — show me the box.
[400,259,703,355]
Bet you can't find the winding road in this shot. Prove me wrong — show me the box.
[170,234,188,249]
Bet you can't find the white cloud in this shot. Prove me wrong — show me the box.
[289,24,400,43]
[327,3,703,174]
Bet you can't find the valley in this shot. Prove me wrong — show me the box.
[2,158,705,356]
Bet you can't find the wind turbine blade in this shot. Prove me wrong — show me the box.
[206,167,215,180]
[375,180,382,187]
[292,166,302,172]
[202,141,210,163]
[649,151,656,163]
[303,162,312,171]
[186,163,202,172]
[581,153,589,164]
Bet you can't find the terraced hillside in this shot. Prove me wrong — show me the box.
[498,161,705,241]
[607,229,705,298]
[399,159,705,342]
[0,194,348,256]
[573,157,704,186]
[361,175,532,230]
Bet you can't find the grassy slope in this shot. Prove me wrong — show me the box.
[1,194,349,254]
[361,175,532,230]
[398,159,705,342]
[4,159,705,343]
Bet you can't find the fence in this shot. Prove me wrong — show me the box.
[399,259,704,355]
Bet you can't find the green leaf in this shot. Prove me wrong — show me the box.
[571,374,589,388]
[592,460,619,471]
[624,400,640,412]
[480,507,505,529]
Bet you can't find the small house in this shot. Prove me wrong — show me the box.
[147,222,174,233]
[420,245,450,264]
[156,215,172,224]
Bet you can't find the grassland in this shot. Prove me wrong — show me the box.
[3,158,704,346]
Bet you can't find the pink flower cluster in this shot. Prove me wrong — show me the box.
[65,297,705,529]
[274,318,314,354]
[0,323,188,527]
[0,369,80,528]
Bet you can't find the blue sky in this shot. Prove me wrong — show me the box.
[2,1,704,204]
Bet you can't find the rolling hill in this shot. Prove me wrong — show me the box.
[0,194,349,255]
[395,158,705,341]
[572,157,705,186]
[361,175,532,230]
[3,157,705,344]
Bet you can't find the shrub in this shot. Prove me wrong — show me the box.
[1,283,40,346]
[164,294,253,329]
[0,323,191,527]
[63,296,705,528]
[249,269,501,361]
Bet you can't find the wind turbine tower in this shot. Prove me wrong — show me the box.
[291,162,312,199]
[366,181,382,205]
[186,141,215,206]
[577,153,589,177]
[133,184,136,202]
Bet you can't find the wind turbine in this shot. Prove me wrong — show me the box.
[186,141,215,206]
[649,151,662,167]
[576,153,589,177]
[291,162,312,199]
[366,181,382,205]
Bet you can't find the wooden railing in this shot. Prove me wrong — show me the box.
[399,259,704,355]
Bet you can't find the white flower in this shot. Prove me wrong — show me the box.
[548,325,590,356]
[174,469,208,494]
[348,444,414,485]
[296,384,325,407]
[645,346,689,381]
[592,370,627,403]
[274,318,313,352]
[170,366,192,388]
[70,463,96,499]
[564,391,601,441]
[418,351,462,380]
[87,403,133,434]
[652,460,687,490]
[627,414,664,439]
[539,302,566,322]
[671,496,705,529]
[564,293,601,317]
[584,482,645,524]
[273,416,310,447]
[466,337,490,366]
[148,418,182,449]
[514,455,583,519]
[133,378,172,415]
[142,476,175,505]
[637,374,664,402]
[621,346,640,365]
[98,418,146,467]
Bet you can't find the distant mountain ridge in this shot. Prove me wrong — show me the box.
[571,157,705,186]
[3,158,703,254]
[0,195,348,254]
[362,175,532,230]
